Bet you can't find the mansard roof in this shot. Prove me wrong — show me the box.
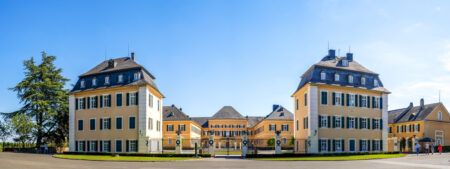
[80,57,155,79]
[388,100,441,124]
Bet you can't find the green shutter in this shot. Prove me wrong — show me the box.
[341,116,345,128]
[135,92,139,105]
[327,116,331,128]
[332,116,336,128]
[100,96,103,108]
[341,93,345,106]
[346,94,350,106]
[332,92,336,105]
[75,99,78,110]
[126,93,130,106]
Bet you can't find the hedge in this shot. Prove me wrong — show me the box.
[63,151,211,158]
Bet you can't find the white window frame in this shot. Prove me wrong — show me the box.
[373,97,380,108]
[129,92,137,105]
[361,118,368,129]
[335,92,342,106]
[78,140,85,152]
[320,115,328,128]
[148,118,153,130]
[438,112,443,121]
[90,96,96,109]
[348,117,355,129]
[78,98,84,110]
[167,124,174,131]
[105,76,110,85]
[80,79,85,88]
[89,140,96,152]
[349,94,356,107]
[92,77,97,86]
[149,94,153,108]
[361,95,368,108]
[118,74,123,83]
[436,130,444,145]
[334,73,340,82]
[373,119,380,129]
[348,138,356,152]
[102,117,110,130]
[361,77,366,85]
[320,139,328,152]
[334,116,342,128]
[360,139,368,152]
[281,124,289,131]
[320,90,328,105]
[374,140,381,151]
[334,139,343,152]
[102,140,110,152]
[348,75,354,84]
[102,94,110,108]
[374,79,379,87]
[269,124,276,131]
[129,140,138,152]
[320,71,326,80]
[133,72,141,81]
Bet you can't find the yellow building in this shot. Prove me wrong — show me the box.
[69,53,164,153]
[388,99,450,152]
[293,50,390,154]
[162,105,202,149]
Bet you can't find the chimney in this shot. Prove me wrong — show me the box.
[171,104,174,107]
[131,52,135,61]
[107,59,116,69]
[346,53,353,62]
[273,104,280,112]
[180,108,182,111]
[328,49,336,59]
[420,98,424,108]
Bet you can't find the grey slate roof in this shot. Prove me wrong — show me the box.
[314,57,376,75]
[263,105,294,120]
[388,101,441,124]
[212,106,245,119]
[190,117,210,128]
[163,105,191,121]
[247,116,264,128]
[80,57,155,79]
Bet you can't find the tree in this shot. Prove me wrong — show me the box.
[0,119,12,151]
[267,138,275,146]
[11,114,34,148]
[7,51,69,148]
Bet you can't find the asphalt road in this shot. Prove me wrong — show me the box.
[1,152,450,169]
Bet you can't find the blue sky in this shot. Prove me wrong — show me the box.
[1,0,450,117]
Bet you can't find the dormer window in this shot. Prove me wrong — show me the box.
[361,77,366,85]
[374,79,379,87]
[118,74,123,83]
[342,59,349,67]
[320,71,326,80]
[92,77,97,86]
[334,73,340,82]
[80,79,85,88]
[105,76,110,85]
[133,72,141,81]
[348,75,354,84]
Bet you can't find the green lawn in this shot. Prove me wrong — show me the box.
[254,154,406,161]
[214,150,242,155]
[53,154,195,162]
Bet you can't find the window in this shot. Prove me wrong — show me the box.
[148,118,153,130]
[79,98,84,110]
[105,76,110,85]
[80,79,85,88]
[334,139,342,152]
[373,97,380,108]
[438,112,443,121]
[157,100,161,111]
[303,117,309,129]
[167,124,174,131]
[414,124,419,133]
[348,117,355,129]
[157,120,161,131]
[130,92,137,105]
[349,94,356,106]
[78,141,85,152]
[92,78,97,86]
[116,93,122,107]
[320,139,328,152]
[102,141,110,152]
[435,130,444,146]
[304,93,308,106]
[296,120,299,130]
[348,75,354,83]
[334,116,341,128]
[118,74,123,83]
[320,71,326,80]
[115,140,122,152]
[129,140,137,152]
[89,141,96,152]
[168,139,173,145]
[133,72,141,81]
[281,124,289,131]
[320,116,328,128]
[342,59,349,66]
[334,73,340,82]
[361,118,367,129]
[102,118,111,130]
[90,96,96,109]
[129,117,136,129]
[149,94,153,107]
[103,95,111,107]
[361,77,366,85]
[361,96,368,107]
[116,117,122,129]
[389,127,392,133]
[374,79,379,87]
[335,93,342,106]
[296,99,299,110]
[373,119,380,129]
[89,119,95,130]
[78,120,83,131]
[361,140,368,151]
[178,124,186,131]
[321,91,328,105]
[373,140,381,151]
[269,124,276,131]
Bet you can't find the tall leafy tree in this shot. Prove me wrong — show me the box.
[11,114,34,148]
[0,119,12,151]
[8,51,69,148]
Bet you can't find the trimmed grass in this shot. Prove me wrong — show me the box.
[53,154,195,162]
[214,150,242,155]
[253,154,406,161]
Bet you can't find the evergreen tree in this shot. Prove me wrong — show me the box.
[7,51,69,148]
[0,119,12,151]
[11,114,34,148]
